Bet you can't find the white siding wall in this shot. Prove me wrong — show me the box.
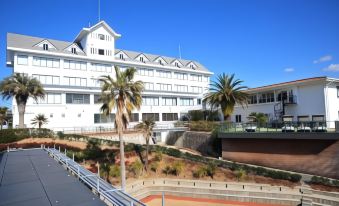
[11,52,209,129]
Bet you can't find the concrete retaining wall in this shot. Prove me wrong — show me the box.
[126,179,339,206]
[166,131,216,155]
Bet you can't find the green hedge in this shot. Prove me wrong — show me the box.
[0,129,54,144]
[189,121,220,132]
[310,176,339,188]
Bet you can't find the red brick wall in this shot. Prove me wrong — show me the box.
[221,139,339,178]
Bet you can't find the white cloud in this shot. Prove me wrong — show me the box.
[313,55,332,64]
[323,64,339,72]
[284,67,294,72]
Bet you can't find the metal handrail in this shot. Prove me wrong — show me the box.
[45,147,145,206]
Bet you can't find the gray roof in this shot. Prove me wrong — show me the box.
[7,33,210,73]
[7,33,86,56]
[0,149,105,206]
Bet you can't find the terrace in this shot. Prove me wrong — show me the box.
[0,147,145,206]
[219,121,339,139]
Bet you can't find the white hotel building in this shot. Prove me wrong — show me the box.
[232,76,339,128]
[6,21,212,130]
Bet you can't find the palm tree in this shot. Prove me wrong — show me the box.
[31,114,48,129]
[248,112,268,127]
[0,107,8,130]
[135,119,155,170]
[100,162,111,182]
[203,73,248,121]
[0,73,45,128]
[99,66,143,191]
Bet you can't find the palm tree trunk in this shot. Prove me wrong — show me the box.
[145,137,149,170]
[116,102,126,191]
[17,103,26,128]
[118,129,126,191]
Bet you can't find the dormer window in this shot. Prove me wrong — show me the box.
[140,57,144,62]
[71,48,76,54]
[175,62,180,67]
[190,64,195,69]
[98,34,105,40]
[159,60,163,65]
[43,44,48,51]
[119,54,124,60]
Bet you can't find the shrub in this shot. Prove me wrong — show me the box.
[193,167,207,178]
[188,110,204,121]
[130,160,143,177]
[0,128,54,144]
[150,162,159,172]
[163,165,171,176]
[205,162,217,179]
[154,150,163,162]
[57,131,65,138]
[235,169,247,181]
[189,121,219,132]
[172,161,184,176]
[83,139,102,159]
[109,165,121,178]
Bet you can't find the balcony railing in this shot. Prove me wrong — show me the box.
[219,121,339,133]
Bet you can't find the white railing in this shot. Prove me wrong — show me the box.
[45,147,145,206]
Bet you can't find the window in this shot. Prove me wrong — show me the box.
[248,94,257,104]
[66,93,90,104]
[91,63,112,72]
[203,76,209,82]
[144,82,154,91]
[17,55,28,65]
[64,77,87,87]
[130,113,139,122]
[180,98,194,106]
[71,48,76,54]
[32,74,60,85]
[142,96,159,106]
[43,44,48,50]
[33,57,60,68]
[235,115,242,123]
[337,86,339,97]
[259,92,275,103]
[174,85,188,93]
[140,56,144,62]
[34,93,61,104]
[64,60,87,70]
[119,54,124,59]
[174,72,188,80]
[190,74,202,82]
[162,97,177,106]
[98,49,105,55]
[174,62,180,67]
[191,86,202,93]
[162,113,178,121]
[312,115,325,121]
[94,94,101,104]
[197,98,202,105]
[159,60,163,65]
[98,34,105,40]
[156,83,172,91]
[157,70,172,78]
[137,68,154,76]
[190,64,195,69]
[142,113,159,121]
[94,113,115,124]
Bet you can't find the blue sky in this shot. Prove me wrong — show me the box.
[0,0,338,106]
